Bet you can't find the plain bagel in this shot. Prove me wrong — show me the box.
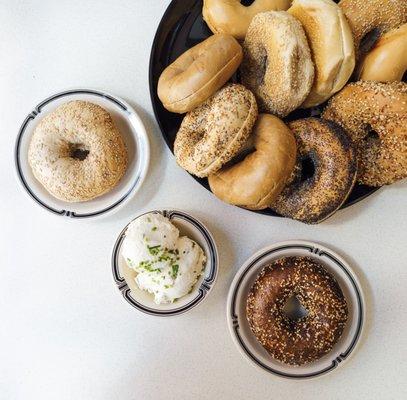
[288,0,355,108]
[208,114,297,210]
[202,0,291,40]
[157,34,243,113]
[174,84,258,178]
[358,23,407,82]
[241,11,314,117]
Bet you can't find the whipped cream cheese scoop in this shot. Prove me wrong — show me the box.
[122,213,206,304]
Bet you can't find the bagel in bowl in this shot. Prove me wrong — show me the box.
[208,114,296,210]
[202,0,291,40]
[158,34,243,113]
[28,101,128,202]
[174,84,258,178]
[288,0,355,108]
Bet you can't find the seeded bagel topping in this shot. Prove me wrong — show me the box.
[241,11,314,117]
[271,118,357,224]
[323,81,407,186]
[247,256,348,366]
[339,0,407,58]
[174,83,258,178]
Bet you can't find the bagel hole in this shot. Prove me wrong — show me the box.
[69,144,89,161]
[359,28,381,54]
[299,156,315,182]
[402,70,407,82]
[240,0,255,5]
[283,295,308,321]
[365,126,380,143]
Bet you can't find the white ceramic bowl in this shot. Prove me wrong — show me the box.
[112,210,218,316]
[227,240,365,379]
[15,89,150,219]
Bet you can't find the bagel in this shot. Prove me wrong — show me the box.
[323,81,407,186]
[271,118,357,224]
[247,256,348,365]
[339,0,407,59]
[288,0,355,108]
[157,34,243,113]
[174,84,258,178]
[202,0,291,40]
[208,114,296,210]
[28,101,127,202]
[241,11,314,117]
[358,23,407,82]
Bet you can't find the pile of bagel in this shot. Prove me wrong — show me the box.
[157,0,407,224]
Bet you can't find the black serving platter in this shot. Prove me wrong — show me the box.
[149,0,379,217]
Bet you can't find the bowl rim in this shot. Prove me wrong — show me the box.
[111,209,219,317]
[226,240,365,380]
[14,88,150,219]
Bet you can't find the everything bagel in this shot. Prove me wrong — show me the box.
[158,34,243,113]
[208,114,297,210]
[271,118,357,224]
[247,256,348,366]
[174,84,258,178]
[323,81,407,186]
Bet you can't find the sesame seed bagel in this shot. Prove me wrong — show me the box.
[288,0,355,108]
[246,256,348,366]
[208,114,296,210]
[339,0,407,59]
[357,23,407,83]
[157,34,243,114]
[240,11,314,117]
[28,101,127,202]
[202,0,291,40]
[174,84,258,178]
[271,118,357,224]
[323,81,407,186]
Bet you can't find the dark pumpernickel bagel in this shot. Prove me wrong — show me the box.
[271,118,357,224]
[246,256,348,366]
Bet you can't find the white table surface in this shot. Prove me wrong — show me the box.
[1,1,406,399]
